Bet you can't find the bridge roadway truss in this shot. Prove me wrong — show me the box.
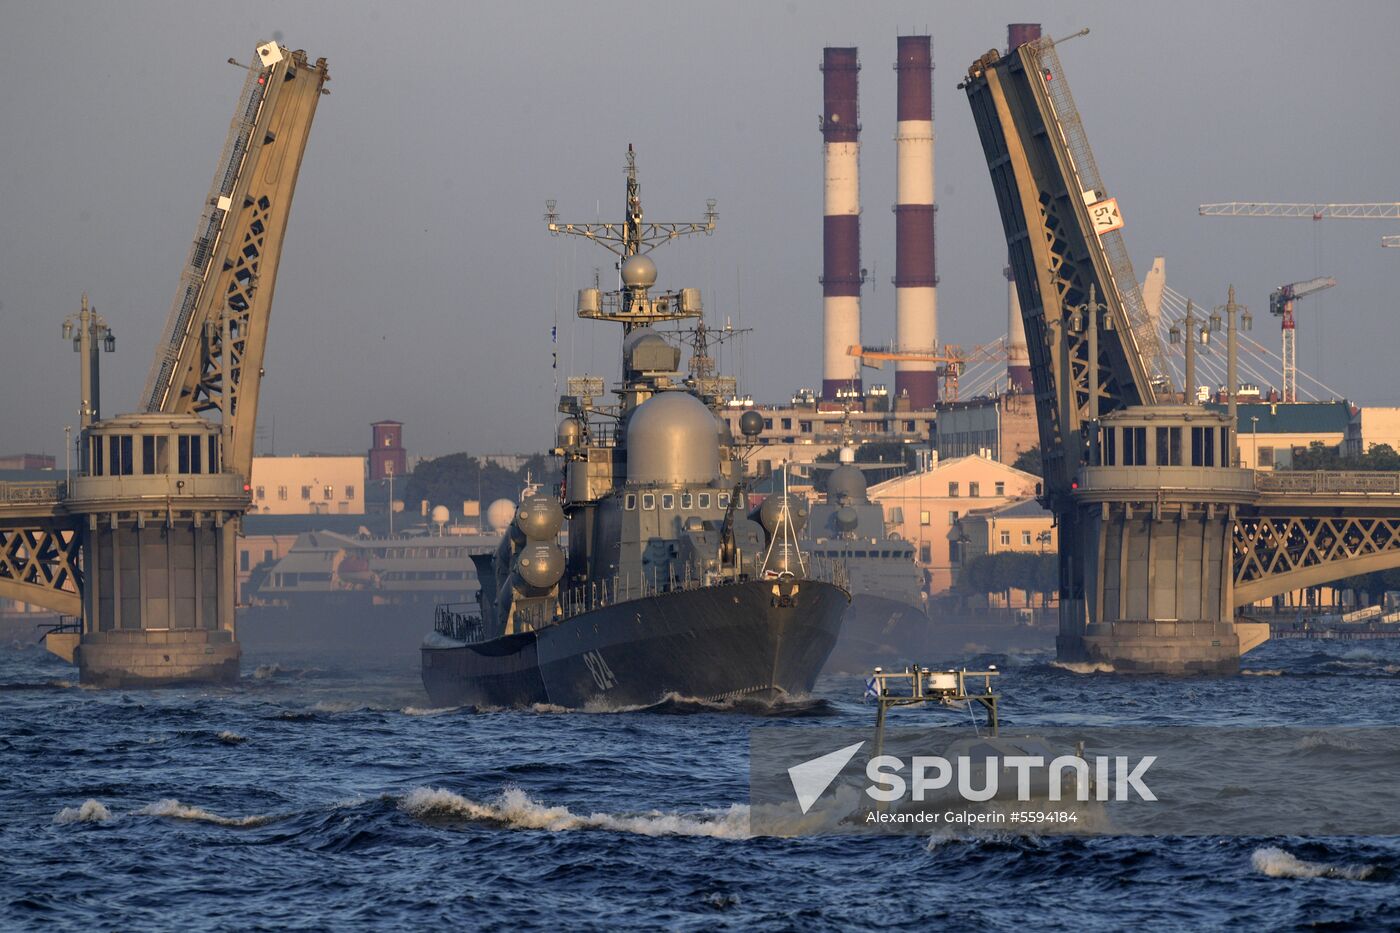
[0,483,80,617]
[1236,472,1400,605]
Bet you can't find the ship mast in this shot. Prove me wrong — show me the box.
[545,145,716,333]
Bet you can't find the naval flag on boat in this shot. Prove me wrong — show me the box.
[863,676,879,700]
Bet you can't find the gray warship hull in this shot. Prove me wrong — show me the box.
[421,579,848,709]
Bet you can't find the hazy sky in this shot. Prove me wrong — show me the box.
[2,1,1397,460]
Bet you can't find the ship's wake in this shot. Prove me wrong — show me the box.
[399,785,750,839]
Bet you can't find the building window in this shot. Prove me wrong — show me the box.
[763,418,773,430]
[263,549,273,563]
[625,493,637,510]
[1258,446,1274,468]
[301,486,312,500]
[1104,427,1117,466]
[799,421,812,433]
[142,435,156,475]
[255,486,265,500]
[323,485,333,500]
[949,510,959,524]
[1191,426,1216,467]
[948,482,960,497]
[681,492,693,509]
[994,481,1005,496]
[662,494,674,510]
[240,551,250,571]
[969,481,980,498]
[1000,531,1011,546]
[642,493,656,510]
[1022,531,1032,546]
[278,486,288,501]
[718,493,730,509]
[346,486,356,500]
[905,421,916,432]
[1123,426,1147,466]
[920,543,932,563]
[781,418,792,430]
[698,493,711,509]
[920,510,931,526]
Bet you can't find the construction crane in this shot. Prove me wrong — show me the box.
[1199,202,1400,247]
[1269,276,1336,403]
[142,41,330,481]
[847,340,1006,401]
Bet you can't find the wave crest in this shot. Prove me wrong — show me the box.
[400,785,749,838]
[135,798,277,827]
[1251,846,1374,880]
[53,799,113,824]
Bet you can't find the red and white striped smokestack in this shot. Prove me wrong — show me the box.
[1003,25,1040,395]
[821,47,862,402]
[893,34,937,410]
[1005,265,1032,392]
[1007,23,1042,53]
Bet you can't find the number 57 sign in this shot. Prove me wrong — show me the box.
[1088,197,1124,236]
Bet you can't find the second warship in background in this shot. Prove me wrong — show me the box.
[420,148,849,709]
[806,447,929,673]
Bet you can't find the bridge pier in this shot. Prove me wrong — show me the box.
[1059,406,1266,673]
[63,414,246,687]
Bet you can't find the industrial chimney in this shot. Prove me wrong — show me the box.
[821,47,862,404]
[892,35,938,410]
[1007,23,1042,52]
[1003,25,1040,395]
[1005,266,1032,392]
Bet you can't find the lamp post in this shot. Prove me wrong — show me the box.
[1209,286,1251,466]
[1251,415,1260,469]
[61,294,115,472]
[1168,299,1206,404]
[385,461,395,537]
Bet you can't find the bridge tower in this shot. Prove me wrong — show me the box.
[42,41,329,685]
[961,28,1269,671]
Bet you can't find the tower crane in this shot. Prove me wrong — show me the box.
[847,339,1006,402]
[1199,202,1400,248]
[1269,276,1336,403]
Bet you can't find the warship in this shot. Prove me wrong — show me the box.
[806,447,930,673]
[420,148,849,709]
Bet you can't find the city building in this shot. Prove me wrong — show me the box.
[950,498,1057,607]
[0,453,56,471]
[1211,400,1356,470]
[248,455,366,515]
[866,454,1042,594]
[369,420,407,481]
[933,390,1038,465]
[1349,406,1400,457]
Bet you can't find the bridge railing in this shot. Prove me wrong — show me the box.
[0,481,66,504]
[1254,471,1400,495]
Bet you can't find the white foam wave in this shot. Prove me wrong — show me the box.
[400,786,750,839]
[135,798,277,827]
[1242,669,1284,677]
[401,706,463,717]
[1050,660,1116,674]
[217,730,247,744]
[251,663,283,680]
[1251,846,1373,880]
[53,799,113,824]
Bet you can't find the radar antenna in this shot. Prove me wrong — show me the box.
[545,144,717,257]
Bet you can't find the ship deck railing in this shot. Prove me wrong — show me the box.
[433,603,484,643]
[552,554,849,623]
